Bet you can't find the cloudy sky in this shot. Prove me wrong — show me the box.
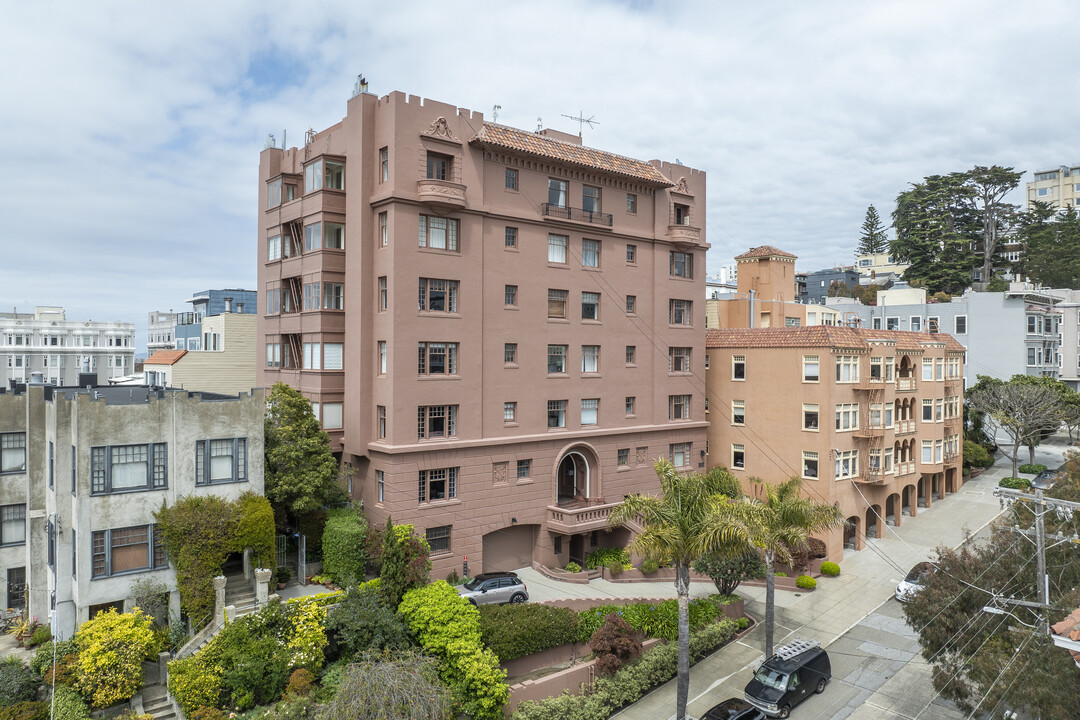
[2,0,1076,352]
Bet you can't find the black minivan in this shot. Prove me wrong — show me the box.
[743,639,830,718]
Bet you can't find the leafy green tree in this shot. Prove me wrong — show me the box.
[739,477,844,658]
[967,375,1063,476]
[858,283,882,305]
[325,585,412,659]
[318,649,453,720]
[891,173,979,295]
[264,382,345,522]
[856,204,889,255]
[608,460,762,720]
[1014,202,1080,289]
[693,549,765,595]
[965,165,1023,283]
[379,517,406,609]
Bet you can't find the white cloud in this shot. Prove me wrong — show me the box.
[1,0,1077,348]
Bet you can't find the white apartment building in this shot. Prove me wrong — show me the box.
[1,308,135,387]
[147,311,177,354]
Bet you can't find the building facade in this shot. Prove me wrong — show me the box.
[147,311,177,355]
[797,267,861,305]
[1049,289,1080,391]
[1025,165,1080,210]
[257,90,708,574]
[705,326,965,559]
[145,313,257,395]
[1,307,135,386]
[0,382,264,637]
[175,290,257,351]
[835,283,1062,387]
[854,251,907,285]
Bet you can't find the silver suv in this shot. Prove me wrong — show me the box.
[457,571,528,606]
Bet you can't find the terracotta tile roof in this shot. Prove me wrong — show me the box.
[1051,608,1080,664]
[705,326,966,352]
[145,349,187,366]
[470,123,673,186]
[735,245,798,260]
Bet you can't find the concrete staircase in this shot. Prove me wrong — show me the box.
[142,684,176,720]
[224,572,258,614]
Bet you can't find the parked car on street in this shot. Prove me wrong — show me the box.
[1031,465,1063,491]
[702,697,767,719]
[895,561,935,602]
[743,639,830,718]
[456,571,529,606]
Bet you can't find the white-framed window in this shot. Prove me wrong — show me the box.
[886,317,899,330]
[304,222,322,251]
[732,400,745,425]
[909,316,922,332]
[803,403,819,431]
[582,292,600,320]
[418,468,457,503]
[928,317,939,334]
[835,403,859,431]
[669,347,691,373]
[922,440,933,464]
[581,345,600,373]
[922,398,934,422]
[418,278,458,312]
[417,342,458,375]
[669,394,690,420]
[731,444,745,470]
[548,289,568,319]
[0,433,26,474]
[869,403,882,428]
[1028,315,1039,334]
[955,315,967,334]
[267,235,281,261]
[547,400,567,428]
[835,355,859,382]
[581,398,599,425]
[548,234,568,263]
[936,358,944,380]
[803,355,819,382]
[548,344,568,373]
[419,216,459,251]
[802,451,818,479]
[324,283,344,310]
[834,450,858,479]
[378,277,388,311]
[504,402,516,423]
[303,342,321,370]
[922,358,934,380]
[265,342,281,369]
[670,442,691,468]
[195,438,247,485]
[582,239,600,267]
[417,405,457,439]
[733,355,746,380]
[324,222,345,249]
[91,444,168,493]
[305,159,323,192]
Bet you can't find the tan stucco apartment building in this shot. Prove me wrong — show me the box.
[705,326,965,559]
[257,89,707,574]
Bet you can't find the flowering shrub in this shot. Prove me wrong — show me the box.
[167,654,222,717]
[285,599,328,673]
[399,582,508,719]
[73,608,158,709]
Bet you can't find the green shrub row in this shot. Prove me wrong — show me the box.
[583,547,629,570]
[51,684,91,720]
[575,597,724,643]
[999,477,1031,490]
[1019,463,1047,474]
[398,581,508,720]
[478,604,580,662]
[510,620,737,720]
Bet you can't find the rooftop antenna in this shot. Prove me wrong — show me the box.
[492,105,501,123]
[352,74,368,98]
[536,116,542,133]
[561,111,599,138]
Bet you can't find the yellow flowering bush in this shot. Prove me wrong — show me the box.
[73,608,159,709]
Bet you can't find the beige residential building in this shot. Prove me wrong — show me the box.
[705,326,965,559]
[257,89,708,574]
[706,246,806,330]
[1025,165,1080,210]
[144,312,257,395]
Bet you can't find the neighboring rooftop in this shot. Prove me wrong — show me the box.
[735,245,798,260]
[145,349,187,365]
[705,326,967,353]
[470,122,674,186]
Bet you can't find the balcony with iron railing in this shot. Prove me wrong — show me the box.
[856,467,887,484]
[540,203,613,227]
[547,498,623,533]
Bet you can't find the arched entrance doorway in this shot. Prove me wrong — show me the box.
[556,450,595,505]
[865,506,881,539]
[844,516,860,551]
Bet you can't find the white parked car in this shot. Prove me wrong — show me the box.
[895,562,935,602]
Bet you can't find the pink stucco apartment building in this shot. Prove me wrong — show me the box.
[257,89,707,575]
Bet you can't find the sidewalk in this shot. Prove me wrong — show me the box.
[514,435,1072,720]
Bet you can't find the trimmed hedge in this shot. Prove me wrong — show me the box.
[399,581,508,720]
[796,575,817,590]
[510,619,737,720]
[479,604,580,662]
[820,561,840,577]
[576,597,722,643]
[999,477,1031,490]
[1019,464,1047,475]
[322,508,368,585]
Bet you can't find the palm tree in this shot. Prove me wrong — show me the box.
[739,477,845,658]
[608,459,763,720]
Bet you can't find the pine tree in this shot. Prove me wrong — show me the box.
[856,204,889,255]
